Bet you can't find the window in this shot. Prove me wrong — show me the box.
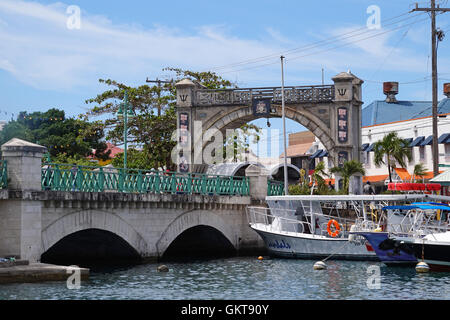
[409,148,414,164]
[445,144,450,162]
[365,152,371,168]
[419,146,425,161]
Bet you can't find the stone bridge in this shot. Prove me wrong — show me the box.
[0,139,271,263]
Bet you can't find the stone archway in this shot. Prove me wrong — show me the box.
[41,210,149,258]
[156,210,237,258]
[174,72,364,173]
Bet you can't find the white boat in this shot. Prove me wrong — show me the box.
[247,194,429,261]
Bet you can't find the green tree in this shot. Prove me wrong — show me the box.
[0,109,109,164]
[330,160,366,194]
[412,163,428,182]
[373,132,411,183]
[310,161,329,195]
[84,68,251,171]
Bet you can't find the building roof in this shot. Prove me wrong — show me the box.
[394,168,411,181]
[363,174,389,183]
[430,169,450,186]
[281,142,314,158]
[361,98,450,127]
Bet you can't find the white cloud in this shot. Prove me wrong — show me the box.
[0,0,448,95]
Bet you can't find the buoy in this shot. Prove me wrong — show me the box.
[257,256,264,261]
[415,261,430,273]
[157,265,169,272]
[313,261,327,270]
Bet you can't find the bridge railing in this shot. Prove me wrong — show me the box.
[41,163,249,196]
[0,160,7,189]
[267,179,284,196]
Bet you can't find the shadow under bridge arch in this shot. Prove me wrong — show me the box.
[41,210,149,266]
[156,210,238,261]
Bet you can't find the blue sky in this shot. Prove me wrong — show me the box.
[0,0,449,150]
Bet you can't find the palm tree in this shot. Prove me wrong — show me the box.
[310,161,328,195]
[412,163,428,182]
[330,160,366,194]
[373,132,412,183]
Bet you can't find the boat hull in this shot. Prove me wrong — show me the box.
[252,226,378,261]
[354,232,418,266]
[402,241,450,271]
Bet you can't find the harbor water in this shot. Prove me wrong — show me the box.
[0,257,449,300]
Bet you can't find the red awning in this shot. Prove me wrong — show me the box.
[388,183,441,192]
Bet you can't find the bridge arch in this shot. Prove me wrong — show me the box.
[203,105,335,153]
[156,210,237,258]
[41,210,149,259]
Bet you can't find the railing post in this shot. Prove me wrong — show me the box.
[201,174,207,195]
[215,175,220,195]
[118,168,124,192]
[75,166,82,191]
[98,167,104,192]
[54,163,61,190]
[155,171,160,193]
[187,173,192,194]
[171,172,177,194]
[137,170,143,193]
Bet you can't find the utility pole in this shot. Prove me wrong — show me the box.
[146,78,173,116]
[280,56,289,195]
[411,1,450,177]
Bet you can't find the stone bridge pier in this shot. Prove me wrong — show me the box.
[0,139,266,263]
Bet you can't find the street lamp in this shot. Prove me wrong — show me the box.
[117,91,135,169]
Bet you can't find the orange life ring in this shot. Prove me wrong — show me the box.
[327,219,341,238]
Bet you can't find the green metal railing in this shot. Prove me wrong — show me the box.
[41,163,250,196]
[267,179,284,196]
[0,160,7,189]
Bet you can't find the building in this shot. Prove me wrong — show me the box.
[287,82,450,191]
[89,142,124,166]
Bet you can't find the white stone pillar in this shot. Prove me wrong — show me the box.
[0,138,46,262]
[245,164,269,201]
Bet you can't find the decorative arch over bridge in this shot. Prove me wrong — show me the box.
[174,72,364,173]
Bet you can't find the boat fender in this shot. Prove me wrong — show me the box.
[348,224,357,242]
[415,261,430,273]
[313,261,327,270]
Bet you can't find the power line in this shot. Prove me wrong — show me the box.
[210,11,424,73]
[221,14,430,74]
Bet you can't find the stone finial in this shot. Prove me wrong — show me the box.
[175,78,196,89]
[1,138,46,191]
[175,79,196,108]
[1,138,47,155]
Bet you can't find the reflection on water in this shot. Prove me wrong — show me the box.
[0,257,449,300]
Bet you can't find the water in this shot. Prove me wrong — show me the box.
[1,257,449,300]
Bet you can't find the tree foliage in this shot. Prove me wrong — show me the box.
[84,68,244,170]
[373,132,411,183]
[0,108,109,164]
[330,160,365,194]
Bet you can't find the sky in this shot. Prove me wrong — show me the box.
[0,0,449,153]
